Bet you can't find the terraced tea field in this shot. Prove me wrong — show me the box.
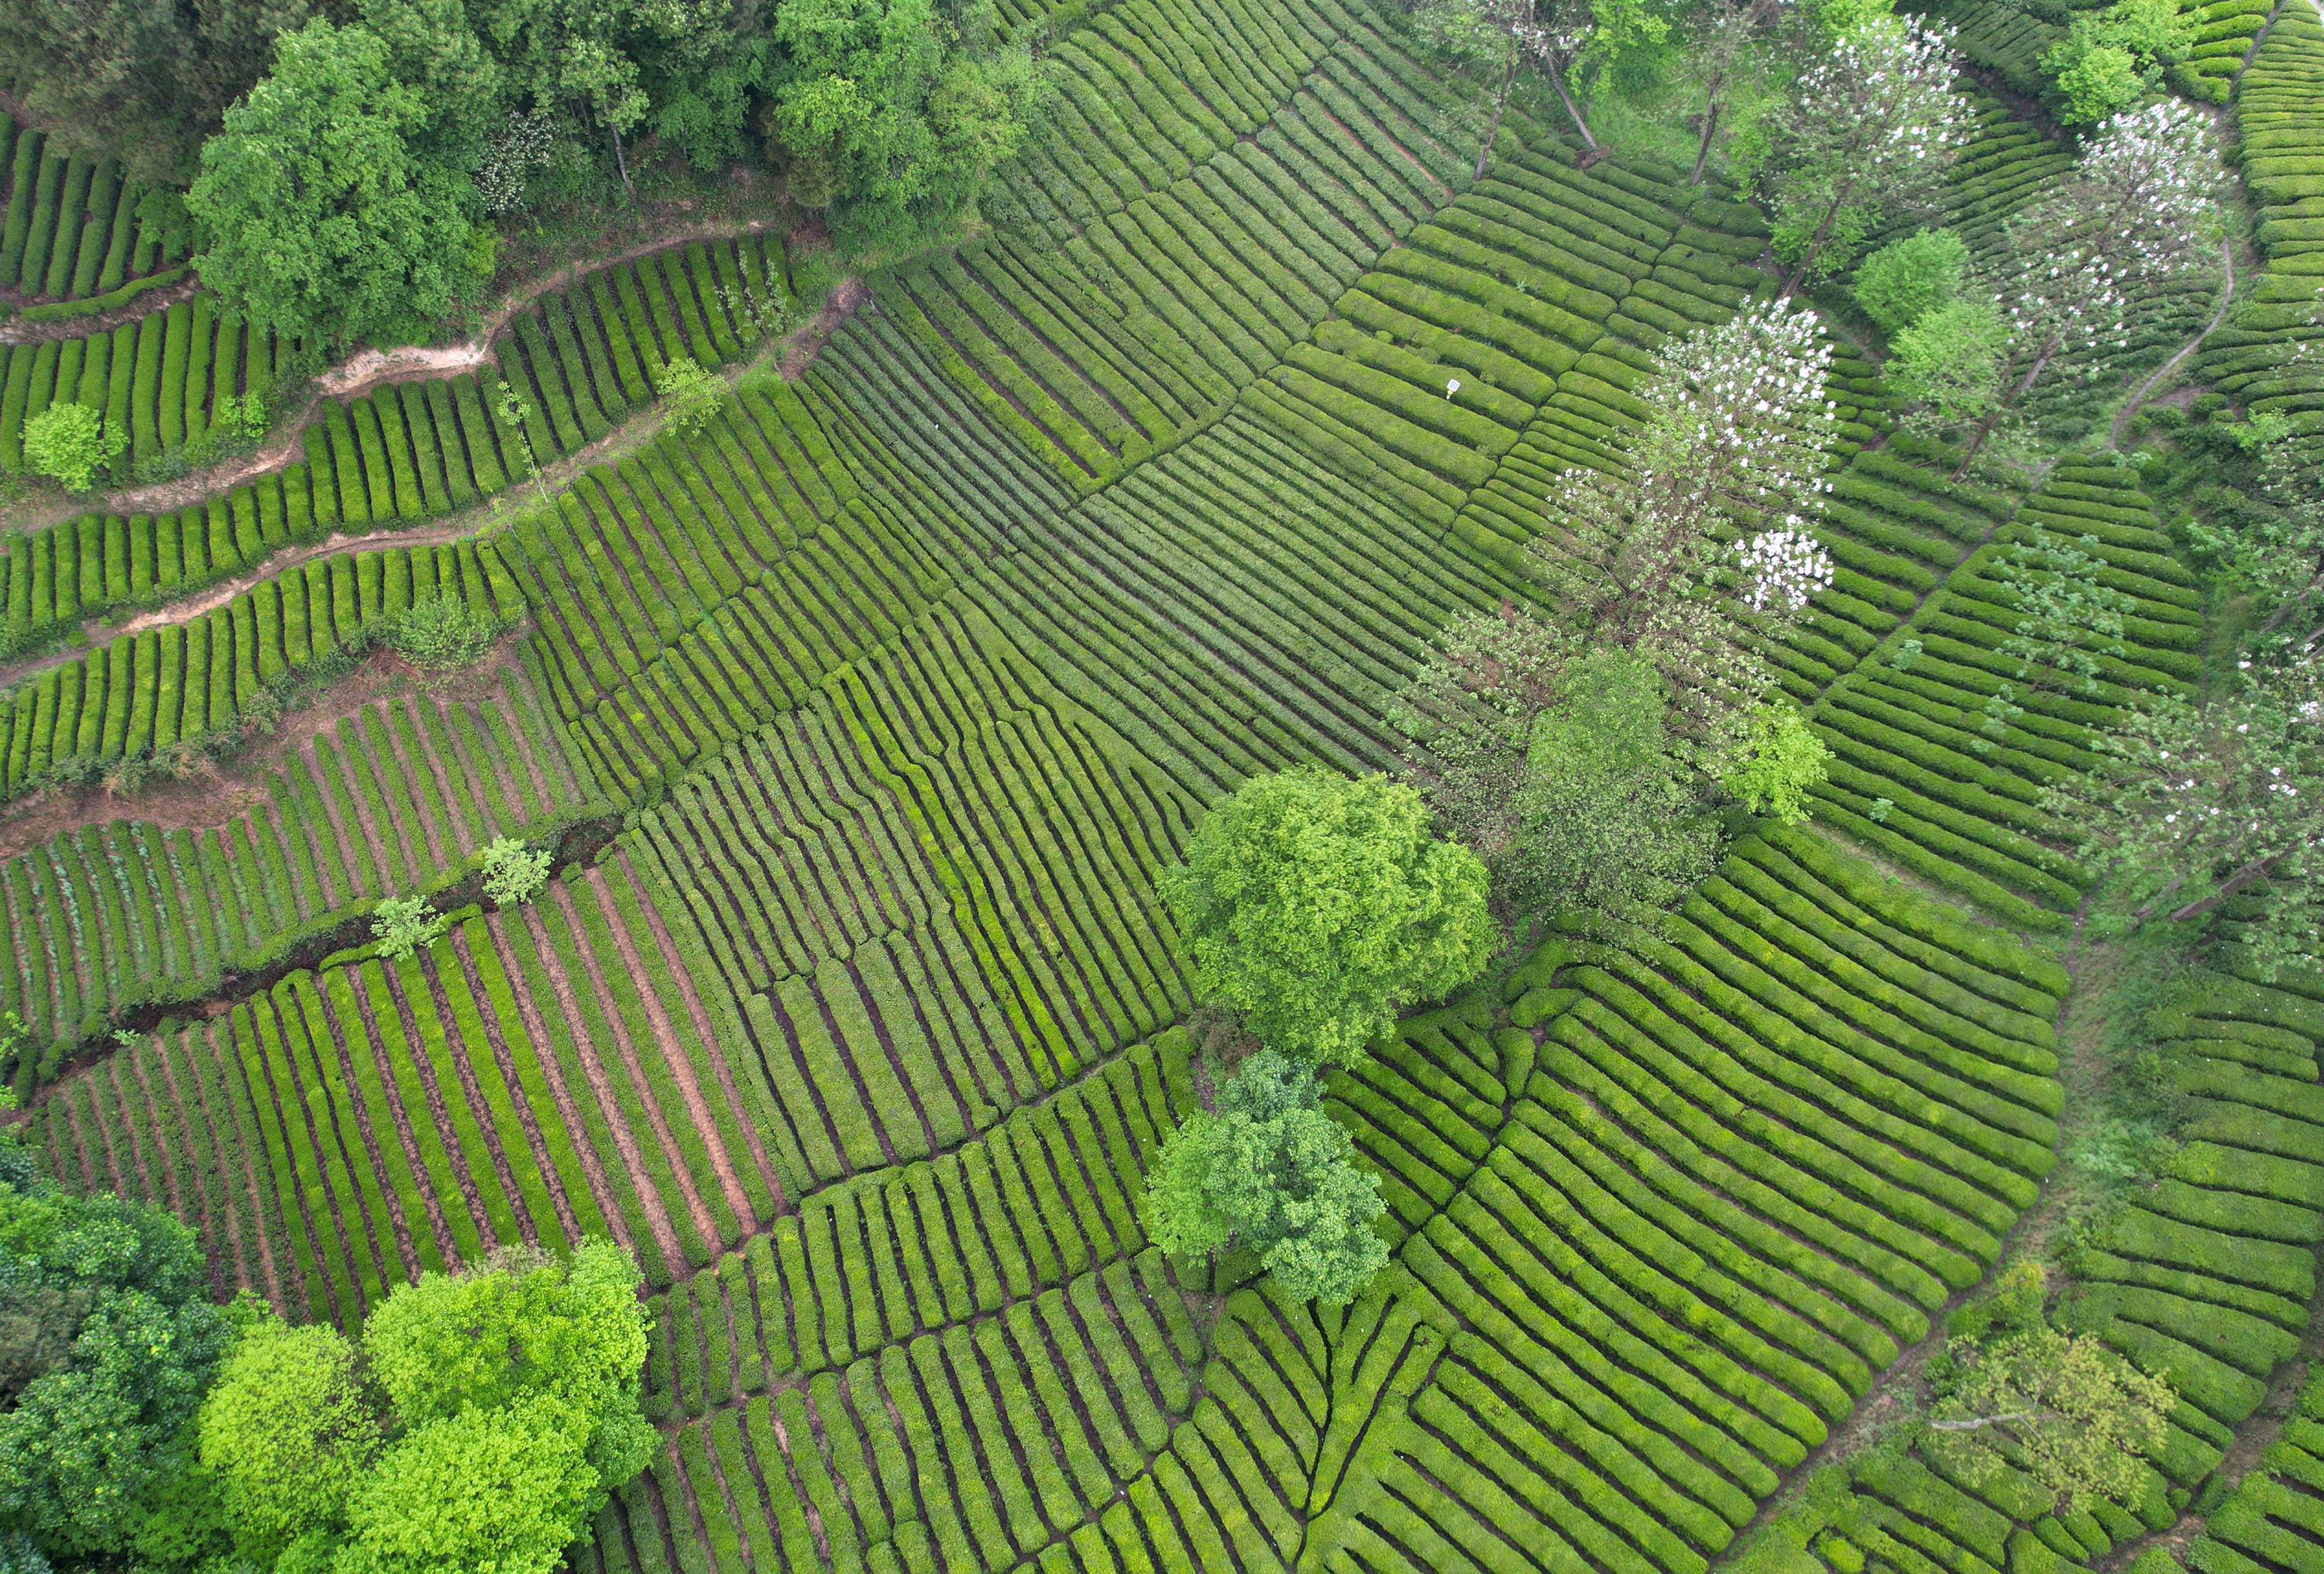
[7,0,2322,1569]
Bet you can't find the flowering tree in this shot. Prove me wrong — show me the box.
[1410,0,1666,168]
[1752,13,1971,295]
[2044,651,2324,978]
[1924,101,2222,477]
[1392,301,1841,930]
[1532,297,1840,744]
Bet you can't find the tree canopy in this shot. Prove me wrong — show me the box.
[1157,768,1494,1064]
[0,1180,233,1562]
[1144,1049,1388,1306]
[187,19,490,348]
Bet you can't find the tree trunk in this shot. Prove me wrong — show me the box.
[1545,57,1597,150]
[1690,89,1723,184]
[1949,337,2059,480]
[1476,51,1520,181]
[2256,563,2324,637]
[1778,187,1851,301]
[606,105,633,198]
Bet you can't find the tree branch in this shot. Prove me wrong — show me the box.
[2166,851,2284,923]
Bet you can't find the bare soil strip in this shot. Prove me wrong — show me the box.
[380,962,505,1253]
[483,908,635,1259]
[344,979,464,1274]
[201,1021,285,1308]
[616,847,788,1210]
[584,864,757,1225]
[543,881,725,1251]
[449,923,583,1244]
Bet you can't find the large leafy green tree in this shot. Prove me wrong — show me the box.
[187,1240,653,1574]
[188,19,490,348]
[1144,1050,1388,1306]
[765,0,1045,247]
[1157,768,1494,1064]
[0,1181,232,1562]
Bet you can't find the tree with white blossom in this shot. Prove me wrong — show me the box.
[1913,101,2223,478]
[1391,301,1842,931]
[1530,297,1841,746]
[1751,12,1972,295]
[2045,648,2324,979]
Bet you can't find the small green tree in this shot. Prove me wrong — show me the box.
[2040,0,2194,125]
[387,589,500,672]
[651,356,724,439]
[1889,297,2013,444]
[371,896,448,961]
[1156,769,1494,1064]
[1853,228,1969,335]
[479,838,552,909]
[19,404,125,493]
[1719,702,1831,824]
[1495,649,1725,934]
[1144,1050,1387,1305]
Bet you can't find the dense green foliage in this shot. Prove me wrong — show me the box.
[188,21,490,349]
[2,5,2316,1574]
[18,404,122,493]
[1157,768,1494,1064]
[0,1180,232,1563]
[1145,1049,1388,1305]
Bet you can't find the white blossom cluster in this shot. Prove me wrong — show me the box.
[1736,524,1836,613]
[1785,15,1972,188]
[2075,101,2220,277]
[476,108,559,215]
[2000,101,2220,370]
[1643,297,1842,526]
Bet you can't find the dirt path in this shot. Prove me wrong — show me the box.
[0,517,480,698]
[7,215,802,533]
[584,864,756,1226]
[2110,235,2239,450]
[515,901,689,1269]
[0,275,201,347]
[0,637,527,864]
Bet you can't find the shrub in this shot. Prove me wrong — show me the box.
[1721,703,1833,824]
[371,895,447,961]
[22,403,124,492]
[651,355,724,440]
[387,589,499,672]
[1854,229,1969,335]
[480,837,551,909]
